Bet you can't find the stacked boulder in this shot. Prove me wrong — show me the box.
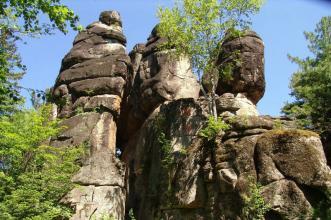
[202,30,265,106]
[52,10,129,119]
[216,30,265,104]
[51,11,129,220]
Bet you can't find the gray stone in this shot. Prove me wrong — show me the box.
[51,112,100,146]
[216,93,259,116]
[72,148,125,187]
[56,55,128,85]
[73,95,122,115]
[215,30,265,104]
[256,129,331,188]
[61,42,126,70]
[226,115,274,130]
[73,30,108,45]
[51,112,117,154]
[129,43,145,85]
[217,168,238,193]
[61,185,125,220]
[99,10,122,26]
[52,84,69,98]
[68,77,126,97]
[261,180,313,219]
[87,23,126,45]
[136,51,200,114]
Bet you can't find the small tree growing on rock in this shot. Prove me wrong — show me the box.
[157,0,264,119]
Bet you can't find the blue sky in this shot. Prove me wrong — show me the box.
[18,0,330,116]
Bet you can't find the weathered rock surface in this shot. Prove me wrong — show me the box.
[123,99,331,220]
[214,30,265,104]
[51,11,128,220]
[73,95,121,116]
[72,148,125,187]
[49,10,331,220]
[118,25,200,144]
[61,11,126,71]
[62,185,125,220]
[216,93,259,116]
[55,54,129,85]
[52,10,131,119]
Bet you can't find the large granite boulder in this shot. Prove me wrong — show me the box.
[123,98,331,220]
[214,30,265,104]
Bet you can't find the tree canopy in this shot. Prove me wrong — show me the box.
[282,16,331,132]
[157,0,264,80]
[0,0,81,115]
[0,105,84,219]
[157,0,264,117]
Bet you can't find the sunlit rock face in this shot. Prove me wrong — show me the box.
[123,99,331,220]
[50,10,331,220]
[50,10,129,220]
[118,25,200,145]
[52,9,130,119]
[209,30,265,104]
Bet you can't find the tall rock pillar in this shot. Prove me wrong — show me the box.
[51,11,130,220]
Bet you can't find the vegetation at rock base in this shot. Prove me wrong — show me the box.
[312,197,331,220]
[0,105,84,219]
[0,0,81,115]
[242,180,271,220]
[282,16,331,133]
[199,116,230,140]
[128,208,136,220]
[157,0,264,118]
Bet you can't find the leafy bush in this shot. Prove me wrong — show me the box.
[0,105,84,219]
[128,208,136,220]
[158,131,173,169]
[199,116,230,140]
[242,181,270,220]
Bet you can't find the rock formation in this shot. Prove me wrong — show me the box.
[203,30,265,104]
[118,25,200,144]
[51,11,129,219]
[50,11,331,220]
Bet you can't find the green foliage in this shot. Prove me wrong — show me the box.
[157,0,264,80]
[157,131,173,169]
[92,213,115,220]
[242,180,271,220]
[282,16,331,133]
[0,1,81,34]
[0,10,25,115]
[312,198,331,220]
[273,119,284,130]
[157,0,264,118]
[0,105,84,219]
[128,208,136,220]
[199,116,230,140]
[154,115,174,169]
[0,1,81,114]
